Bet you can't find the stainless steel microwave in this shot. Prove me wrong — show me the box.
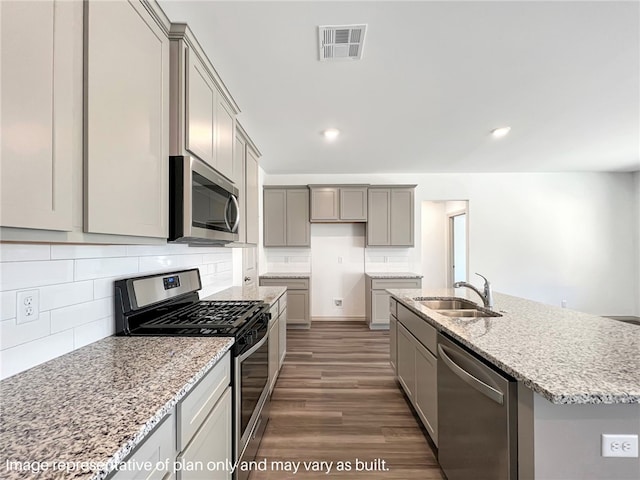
[169,155,239,245]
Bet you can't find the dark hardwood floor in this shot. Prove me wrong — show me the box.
[250,320,445,479]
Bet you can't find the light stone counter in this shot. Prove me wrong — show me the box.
[204,285,286,306]
[388,288,640,405]
[0,336,234,480]
[366,272,423,279]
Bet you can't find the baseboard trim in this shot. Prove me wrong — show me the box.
[311,316,366,322]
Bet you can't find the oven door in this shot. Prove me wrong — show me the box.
[235,326,269,466]
[169,155,239,244]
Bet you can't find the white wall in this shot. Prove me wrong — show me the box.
[635,171,640,316]
[264,172,638,316]
[0,243,234,379]
[421,202,448,289]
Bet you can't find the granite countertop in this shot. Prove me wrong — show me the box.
[366,272,423,279]
[204,285,286,306]
[259,272,311,279]
[0,336,234,480]
[388,288,640,405]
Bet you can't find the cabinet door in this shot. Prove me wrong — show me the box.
[390,188,414,246]
[186,50,215,168]
[111,413,175,480]
[268,318,279,393]
[367,189,390,246]
[263,189,286,246]
[215,96,235,180]
[389,315,397,373]
[286,189,310,246]
[340,187,368,221]
[245,148,259,244]
[177,387,232,480]
[233,134,247,243]
[1,0,75,231]
[415,341,438,445]
[371,290,391,327]
[396,323,415,400]
[310,187,339,221]
[286,290,309,326]
[278,307,287,367]
[85,0,169,238]
[242,247,258,288]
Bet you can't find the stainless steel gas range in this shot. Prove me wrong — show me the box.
[115,268,270,480]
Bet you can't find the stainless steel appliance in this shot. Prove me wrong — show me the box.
[169,155,239,245]
[437,333,518,480]
[114,268,270,479]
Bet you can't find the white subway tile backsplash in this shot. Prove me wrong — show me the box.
[50,298,113,333]
[0,260,74,291]
[0,244,50,262]
[1,330,74,379]
[1,312,51,350]
[74,316,114,349]
[0,242,235,379]
[40,281,94,311]
[138,254,204,273]
[1,291,17,321]
[74,257,138,281]
[51,245,127,259]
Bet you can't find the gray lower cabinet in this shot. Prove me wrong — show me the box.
[278,296,287,367]
[259,278,310,328]
[309,185,368,222]
[110,352,231,479]
[268,303,279,393]
[389,308,398,374]
[366,186,416,247]
[365,276,422,329]
[395,305,438,446]
[263,187,310,247]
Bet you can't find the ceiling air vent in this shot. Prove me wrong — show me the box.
[318,24,367,61]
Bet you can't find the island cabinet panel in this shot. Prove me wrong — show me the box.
[309,185,368,222]
[278,298,287,367]
[0,0,76,232]
[268,303,279,394]
[389,310,398,374]
[395,305,438,446]
[263,187,310,247]
[365,276,422,329]
[366,186,416,247]
[259,278,310,328]
[85,0,169,238]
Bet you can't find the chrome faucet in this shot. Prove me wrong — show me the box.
[454,273,494,308]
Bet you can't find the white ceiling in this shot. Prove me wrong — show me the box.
[159,1,640,174]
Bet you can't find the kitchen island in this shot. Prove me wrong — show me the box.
[389,288,640,480]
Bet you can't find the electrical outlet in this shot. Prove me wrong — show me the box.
[561,299,567,308]
[17,290,39,324]
[334,298,343,307]
[602,434,638,458]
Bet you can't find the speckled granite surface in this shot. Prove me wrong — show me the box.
[204,286,286,306]
[259,272,310,279]
[0,336,234,480]
[366,272,423,279]
[388,288,640,405]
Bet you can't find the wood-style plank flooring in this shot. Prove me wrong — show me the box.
[250,320,445,479]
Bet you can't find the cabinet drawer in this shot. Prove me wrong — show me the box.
[398,304,437,356]
[177,351,230,451]
[278,293,287,316]
[259,277,309,290]
[389,297,397,318]
[371,278,421,290]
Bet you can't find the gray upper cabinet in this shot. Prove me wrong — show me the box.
[309,185,368,222]
[264,187,310,247]
[85,0,170,238]
[1,0,77,232]
[168,24,239,182]
[366,186,416,247]
[234,124,260,245]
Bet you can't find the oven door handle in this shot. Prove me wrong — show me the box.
[238,331,268,362]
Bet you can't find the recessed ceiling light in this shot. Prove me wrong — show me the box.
[491,126,511,138]
[323,128,340,141]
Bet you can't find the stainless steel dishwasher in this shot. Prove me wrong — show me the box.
[437,333,518,480]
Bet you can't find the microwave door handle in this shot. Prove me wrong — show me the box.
[223,196,232,231]
[230,194,240,233]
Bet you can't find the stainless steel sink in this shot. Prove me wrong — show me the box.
[435,309,501,318]
[417,298,478,310]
